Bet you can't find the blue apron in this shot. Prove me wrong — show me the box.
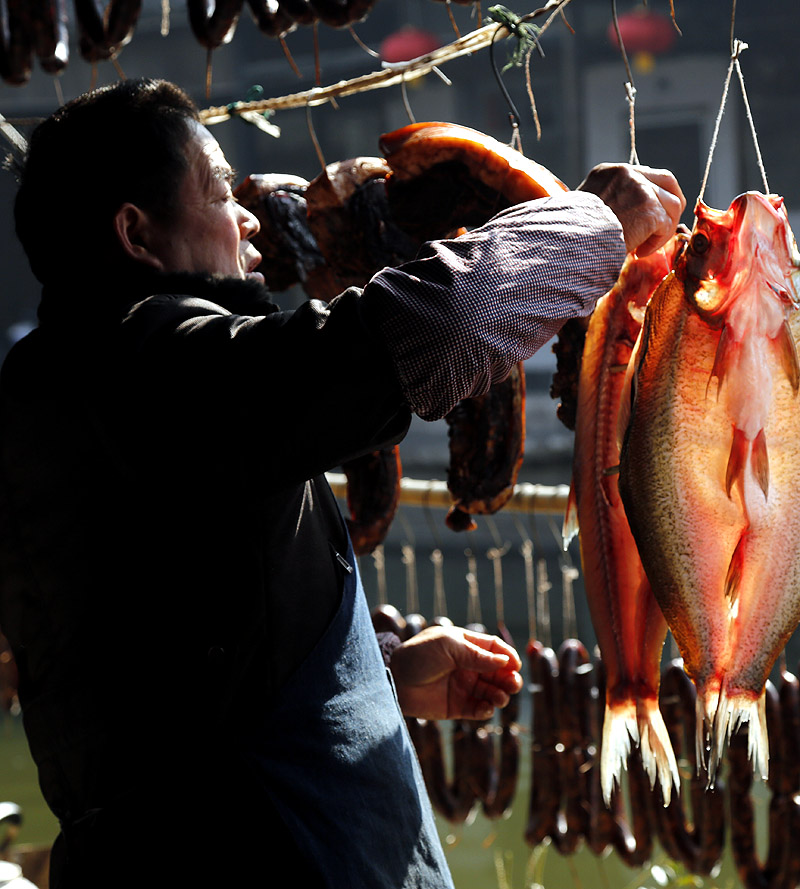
[243,541,454,889]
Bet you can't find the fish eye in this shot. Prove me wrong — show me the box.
[692,232,710,255]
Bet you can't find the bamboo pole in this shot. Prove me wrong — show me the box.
[325,473,569,515]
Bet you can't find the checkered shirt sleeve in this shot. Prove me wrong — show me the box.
[359,190,626,421]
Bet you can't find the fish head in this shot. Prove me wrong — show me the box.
[682,193,800,328]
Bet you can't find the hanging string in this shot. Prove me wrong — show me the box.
[699,0,768,202]
[734,49,769,194]
[305,101,327,173]
[401,542,420,614]
[422,492,448,618]
[348,25,380,58]
[486,516,511,628]
[535,551,552,650]
[431,548,448,618]
[444,0,462,39]
[400,71,416,124]
[371,544,388,605]
[397,510,420,615]
[610,0,639,164]
[464,548,483,627]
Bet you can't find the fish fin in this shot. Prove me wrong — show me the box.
[616,330,643,454]
[562,481,579,551]
[711,687,768,783]
[725,426,749,499]
[708,325,733,401]
[776,319,800,394]
[724,531,747,605]
[695,686,721,780]
[751,428,769,499]
[600,701,637,807]
[637,698,680,807]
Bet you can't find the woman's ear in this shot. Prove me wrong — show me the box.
[113,203,166,270]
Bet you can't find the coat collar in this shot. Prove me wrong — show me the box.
[38,272,279,329]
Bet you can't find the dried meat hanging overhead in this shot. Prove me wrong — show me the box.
[30,0,70,74]
[0,0,34,84]
[74,0,142,64]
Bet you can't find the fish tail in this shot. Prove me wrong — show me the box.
[636,697,680,806]
[694,686,720,777]
[710,687,769,783]
[600,700,638,806]
[561,480,579,551]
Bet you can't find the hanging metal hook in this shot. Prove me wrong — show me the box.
[489,21,523,151]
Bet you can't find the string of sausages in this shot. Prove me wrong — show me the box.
[0,0,383,85]
[371,605,800,888]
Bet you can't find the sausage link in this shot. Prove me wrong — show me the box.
[370,603,406,638]
[29,0,68,72]
[583,652,632,856]
[459,622,496,804]
[74,0,142,62]
[308,0,376,28]
[187,0,243,49]
[525,640,561,847]
[728,682,779,889]
[0,0,34,85]
[482,622,520,819]
[551,639,590,854]
[777,669,800,889]
[245,0,295,37]
[655,661,725,875]
[613,744,653,868]
[279,0,317,25]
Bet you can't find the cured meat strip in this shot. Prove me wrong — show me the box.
[381,121,567,243]
[445,361,525,532]
[305,157,418,293]
[380,123,567,531]
[549,316,590,432]
[342,447,402,557]
[233,173,336,297]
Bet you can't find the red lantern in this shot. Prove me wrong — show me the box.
[606,7,677,55]
[379,26,441,64]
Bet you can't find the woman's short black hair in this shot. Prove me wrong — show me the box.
[15,78,200,285]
